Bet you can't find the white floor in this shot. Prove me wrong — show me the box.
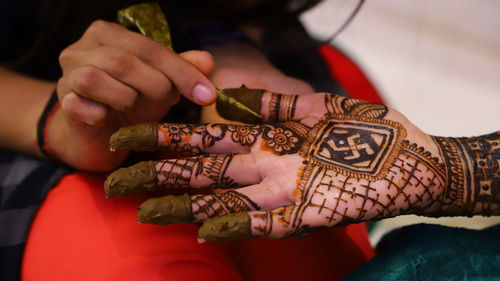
[301,0,500,245]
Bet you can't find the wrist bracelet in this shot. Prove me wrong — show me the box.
[36,90,60,161]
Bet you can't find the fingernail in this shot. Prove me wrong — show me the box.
[198,213,251,241]
[138,194,193,225]
[109,122,158,151]
[104,161,157,197]
[193,84,214,104]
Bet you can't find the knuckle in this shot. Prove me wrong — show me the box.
[118,90,138,112]
[140,40,164,63]
[58,49,70,66]
[152,80,173,102]
[58,48,77,69]
[107,50,134,76]
[72,66,99,93]
[88,20,109,33]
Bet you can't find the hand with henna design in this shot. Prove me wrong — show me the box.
[105,87,499,241]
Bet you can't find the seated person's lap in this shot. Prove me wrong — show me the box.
[22,172,374,281]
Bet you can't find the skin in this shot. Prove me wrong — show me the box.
[107,89,499,241]
[0,20,216,171]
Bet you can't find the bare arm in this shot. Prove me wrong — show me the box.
[0,67,54,156]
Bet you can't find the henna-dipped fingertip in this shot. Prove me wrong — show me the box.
[216,86,264,124]
[198,212,251,241]
[104,161,157,197]
[109,122,158,151]
[138,194,193,225]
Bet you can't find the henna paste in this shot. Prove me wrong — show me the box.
[198,212,251,241]
[109,122,158,151]
[104,161,157,197]
[138,194,193,225]
[215,86,264,123]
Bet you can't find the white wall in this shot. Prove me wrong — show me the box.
[301,0,500,137]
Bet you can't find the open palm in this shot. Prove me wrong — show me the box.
[105,88,447,240]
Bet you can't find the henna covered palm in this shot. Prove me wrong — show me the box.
[106,87,499,241]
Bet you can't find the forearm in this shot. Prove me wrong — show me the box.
[432,132,499,217]
[0,67,55,156]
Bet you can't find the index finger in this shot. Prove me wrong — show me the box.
[109,122,265,154]
[71,20,216,105]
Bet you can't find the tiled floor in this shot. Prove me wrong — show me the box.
[301,0,500,245]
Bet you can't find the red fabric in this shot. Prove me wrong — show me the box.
[318,44,385,104]
[23,45,384,281]
[23,173,373,281]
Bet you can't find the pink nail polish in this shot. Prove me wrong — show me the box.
[193,84,214,104]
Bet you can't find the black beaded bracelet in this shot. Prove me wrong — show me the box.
[36,90,60,161]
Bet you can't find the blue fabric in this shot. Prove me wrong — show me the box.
[0,149,69,281]
[344,223,500,281]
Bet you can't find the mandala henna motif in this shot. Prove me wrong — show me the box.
[158,123,192,143]
[262,125,302,155]
[227,125,261,146]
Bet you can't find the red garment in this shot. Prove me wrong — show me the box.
[318,44,384,104]
[23,173,373,281]
[23,45,382,280]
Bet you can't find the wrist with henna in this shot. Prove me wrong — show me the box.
[431,132,499,217]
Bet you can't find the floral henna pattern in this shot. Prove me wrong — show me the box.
[262,125,302,155]
[110,91,498,240]
[193,124,227,147]
[227,125,261,146]
[159,123,192,143]
[159,123,263,150]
